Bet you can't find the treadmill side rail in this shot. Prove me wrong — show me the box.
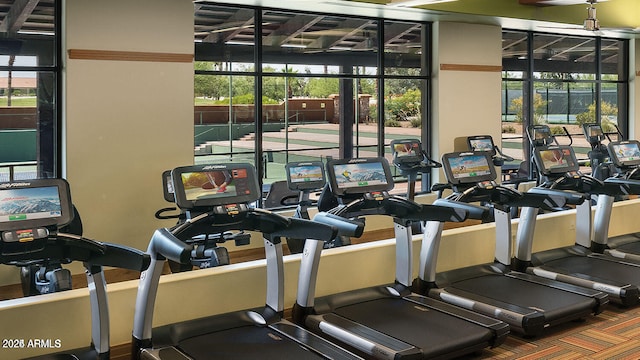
[271,320,363,360]
[527,266,639,306]
[305,313,422,360]
[403,294,509,346]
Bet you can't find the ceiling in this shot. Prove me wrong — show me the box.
[195,0,640,39]
[0,0,635,41]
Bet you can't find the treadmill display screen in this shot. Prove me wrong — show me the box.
[534,146,579,174]
[327,157,394,196]
[532,126,551,141]
[391,139,423,164]
[585,124,603,137]
[172,163,260,209]
[608,141,640,167]
[285,162,326,191]
[467,136,495,153]
[442,152,496,185]
[0,179,73,231]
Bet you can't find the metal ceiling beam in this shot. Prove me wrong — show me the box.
[0,0,39,33]
[262,14,324,47]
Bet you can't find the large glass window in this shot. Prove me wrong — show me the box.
[194,4,430,199]
[502,30,628,179]
[0,1,60,181]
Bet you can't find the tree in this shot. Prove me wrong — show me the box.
[509,93,548,125]
[385,88,420,121]
[306,77,339,98]
[194,62,228,100]
[575,101,617,132]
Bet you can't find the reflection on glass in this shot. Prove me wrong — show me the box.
[194,73,256,166]
[261,10,378,76]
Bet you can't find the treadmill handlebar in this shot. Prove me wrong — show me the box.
[0,232,150,272]
[457,184,568,210]
[171,208,291,242]
[150,228,193,264]
[313,212,365,238]
[269,217,338,243]
[87,241,151,272]
[547,173,606,194]
[333,195,468,223]
[604,177,640,196]
[433,198,492,222]
[155,208,339,255]
[527,187,586,206]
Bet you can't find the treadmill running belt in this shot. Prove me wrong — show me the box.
[614,241,640,254]
[334,297,493,358]
[453,275,595,320]
[543,256,640,285]
[178,325,325,359]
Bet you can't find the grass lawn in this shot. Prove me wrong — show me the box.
[0,97,37,107]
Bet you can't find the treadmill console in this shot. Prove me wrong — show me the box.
[467,135,496,156]
[533,146,580,176]
[326,157,394,196]
[583,124,605,145]
[161,170,175,203]
[285,161,326,191]
[607,140,640,168]
[390,139,423,164]
[529,125,553,147]
[441,151,496,185]
[171,163,260,211]
[0,178,74,254]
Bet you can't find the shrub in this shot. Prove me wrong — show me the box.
[385,119,401,127]
[509,93,548,125]
[575,101,618,133]
[550,126,565,136]
[502,125,516,133]
[409,118,422,128]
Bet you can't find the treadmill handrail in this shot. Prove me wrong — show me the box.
[332,195,468,223]
[133,206,342,358]
[455,184,567,210]
[1,231,149,271]
[0,231,150,358]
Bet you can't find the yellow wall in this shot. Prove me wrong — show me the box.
[431,22,503,183]
[2,198,640,359]
[0,0,194,286]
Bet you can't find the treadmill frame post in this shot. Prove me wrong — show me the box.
[418,220,444,285]
[576,200,594,248]
[514,207,539,268]
[494,208,512,266]
[133,228,182,350]
[592,194,614,248]
[85,263,110,356]
[295,239,324,310]
[394,219,414,288]
[264,237,285,314]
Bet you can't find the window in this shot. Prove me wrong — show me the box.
[194,4,430,199]
[0,1,60,181]
[502,30,628,179]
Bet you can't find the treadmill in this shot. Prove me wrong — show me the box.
[131,163,364,360]
[293,157,509,360]
[513,144,640,306]
[589,139,640,262]
[284,161,327,254]
[416,151,608,337]
[0,178,150,360]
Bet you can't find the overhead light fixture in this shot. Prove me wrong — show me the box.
[281,43,308,49]
[225,40,255,46]
[387,0,457,8]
